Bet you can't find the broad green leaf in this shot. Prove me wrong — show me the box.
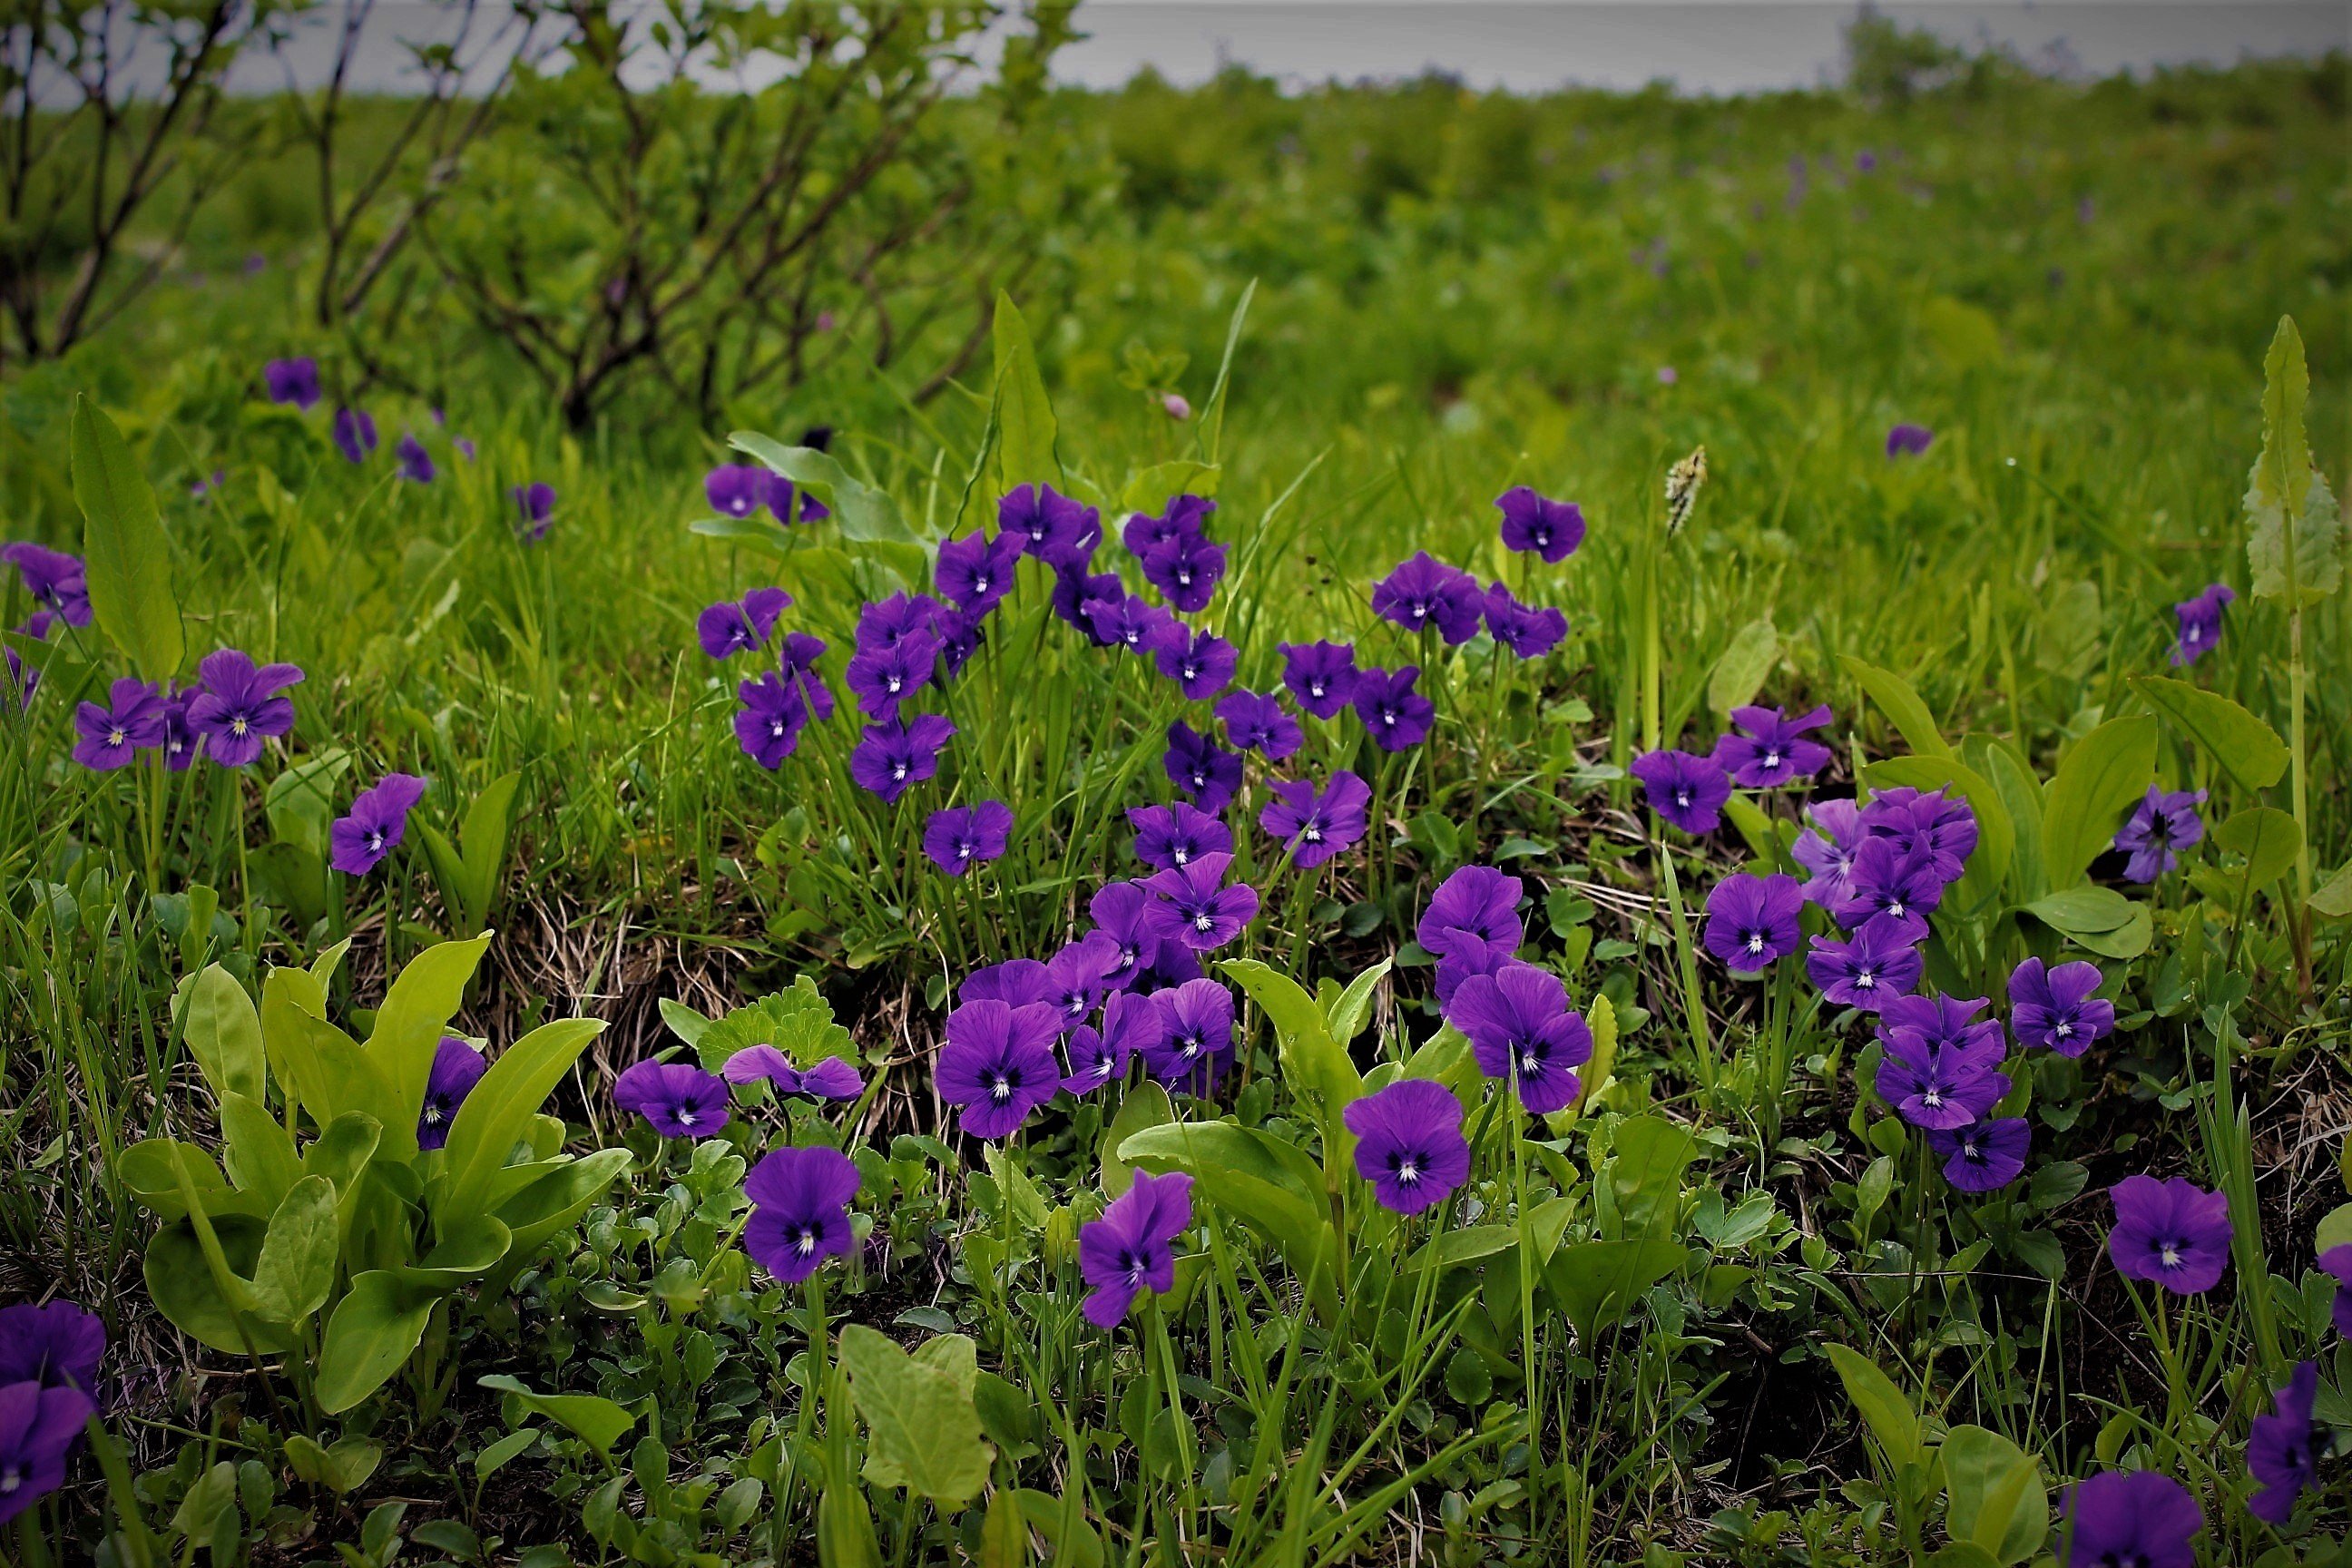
[495,1148,632,1259]
[274,1007,397,1140]
[1862,753,2014,908]
[437,1017,605,1226]
[2316,1202,2352,1252]
[1221,958,1363,1126]
[2216,807,2301,890]
[2040,715,2157,887]
[368,934,492,1161]
[218,1093,300,1209]
[2245,316,2341,605]
[1603,1115,1698,1240]
[658,997,713,1048]
[1923,1546,2001,1568]
[1941,1425,2047,1565]
[479,1375,637,1457]
[1014,1490,1104,1568]
[993,292,1061,489]
[1825,1343,1923,1468]
[1117,1121,1338,1321]
[118,1139,259,1221]
[1840,655,1950,759]
[1708,618,1778,716]
[1322,956,1391,1051]
[263,748,351,860]
[978,1485,1029,1568]
[1974,739,2047,900]
[2130,676,2288,794]
[2023,887,2151,960]
[250,1176,339,1324]
[816,1449,884,1568]
[838,1327,995,1505]
[730,432,918,546]
[143,1217,291,1355]
[175,965,264,1102]
[404,1214,513,1283]
[459,770,522,925]
[1100,1080,1172,1198]
[2312,860,2352,921]
[1543,1239,1686,1340]
[985,1144,1050,1230]
[316,1271,437,1414]
[285,1434,384,1495]
[69,396,182,680]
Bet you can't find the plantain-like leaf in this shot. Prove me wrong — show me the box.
[144,1218,293,1355]
[316,1271,438,1415]
[436,1017,605,1227]
[174,964,265,1102]
[838,1327,995,1506]
[364,933,492,1161]
[250,1176,341,1324]
[219,1093,300,1210]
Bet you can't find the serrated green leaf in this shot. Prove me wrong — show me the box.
[2246,316,2341,604]
[838,1327,995,1505]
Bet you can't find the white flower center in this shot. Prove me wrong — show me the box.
[1309,681,1325,697]
[1192,911,1213,932]
[368,831,385,851]
[677,1110,698,1126]
[108,728,126,746]
[1396,1159,1420,1185]
[1675,789,1691,808]
[891,763,907,781]
[1922,1089,1942,1107]
[423,1105,443,1124]
[1856,969,1877,988]
[1745,933,1764,953]
[231,716,249,735]
[1520,1050,1542,1074]
[1764,750,1781,768]
[1302,825,1322,842]
[990,1074,1013,1102]
[957,844,972,859]
[2161,1245,2182,1268]
[2054,1022,2073,1037]
[797,1227,818,1255]
[1172,846,1190,865]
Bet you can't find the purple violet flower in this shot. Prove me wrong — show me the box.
[1712,704,1833,789]
[2247,1360,2320,1525]
[1278,640,1358,720]
[1804,923,1923,1013]
[2107,1174,2232,1296]
[417,1035,486,1151]
[1630,749,1733,835]
[1353,664,1434,751]
[1142,852,1259,952]
[761,472,828,524]
[1144,979,1234,1092]
[1078,1169,1192,1328]
[1885,423,1934,458]
[2057,1470,2200,1568]
[1345,1079,1472,1215]
[186,649,304,768]
[2114,786,2204,883]
[1066,990,1159,1093]
[1831,838,1946,944]
[1086,593,1172,655]
[0,1301,105,1394]
[1793,799,1866,910]
[263,357,321,410]
[923,800,1014,875]
[1927,1118,2030,1191]
[1128,802,1232,872]
[1162,720,1241,813]
[779,632,835,720]
[936,999,1063,1140]
[1215,689,1302,760]
[332,407,377,464]
[72,678,166,770]
[1043,933,1121,1033]
[964,959,1053,1009]
[1372,552,1485,644]
[2170,583,2233,667]
[0,1381,94,1527]
[2007,958,2113,1057]
[1701,873,1804,975]
[1445,961,1592,1114]
[329,771,428,876]
[848,714,956,804]
[1053,564,1125,644]
[1000,484,1101,569]
[697,587,793,659]
[936,528,1026,615]
[1875,1030,2007,1131]
[734,671,808,768]
[1150,622,1238,702]
[744,1144,860,1284]
[1089,881,1156,992]
[2320,1244,2352,1339]
[1140,534,1226,613]
[846,625,940,720]
[3,544,92,626]
[1259,769,1370,869]
[1859,787,1978,885]
[614,1060,731,1138]
[1123,495,1213,560]
[704,465,769,518]
[513,483,555,540]
[395,434,435,484]
[723,1047,863,1102]
[1494,486,1586,563]
[1483,585,1569,658]
[1418,866,1524,960]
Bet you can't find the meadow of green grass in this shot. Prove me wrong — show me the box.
[0,37,2347,1568]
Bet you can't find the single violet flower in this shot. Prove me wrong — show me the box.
[614,1060,731,1138]
[1346,1079,1472,1215]
[329,771,428,876]
[923,800,1014,876]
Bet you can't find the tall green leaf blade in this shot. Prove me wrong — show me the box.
[2039,715,2157,887]
[316,1271,437,1414]
[366,934,492,1161]
[2130,675,2288,794]
[1824,1343,1922,1469]
[438,1018,606,1225]
[992,292,1061,489]
[2245,315,2339,603]
[1839,655,1950,759]
[69,395,183,681]
[1708,618,1779,716]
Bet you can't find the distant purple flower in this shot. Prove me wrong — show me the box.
[734,671,808,768]
[2114,786,2204,883]
[924,800,1014,875]
[1151,622,1237,701]
[779,632,835,721]
[848,713,956,803]
[1161,392,1191,420]
[1483,585,1568,658]
[964,959,1053,1009]
[158,684,197,769]
[1216,690,1302,760]
[1144,979,1234,1092]
[936,999,1063,1140]
[1630,749,1731,835]
[513,483,555,540]
[2107,1174,2231,1296]
[614,1060,731,1138]
[1885,423,1933,458]
[1418,866,1524,961]
[744,1144,860,1284]
[1124,495,1213,560]
[1278,640,1358,719]
[2057,1470,2200,1568]
[1078,1169,1192,1328]
[1162,720,1241,813]
[697,587,793,659]
[263,357,320,411]
[1712,704,1833,789]
[1446,961,1591,1114]
[2323,1244,2352,1339]
[0,1301,105,1394]
[934,607,985,679]
[330,771,427,876]
[186,649,304,768]
[2007,958,2112,1057]
[1086,593,1173,655]
[1372,552,1485,644]
[1066,990,1159,1093]
[1353,664,1434,751]
[332,407,377,464]
[1927,1118,2029,1191]
[190,469,226,501]
[1656,365,1677,386]
[2247,1360,2320,1524]
[1831,838,1945,944]
[455,436,476,462]
[723,1047,863,1102]
[1805,923,1923,1013]
[1345,1079,1471,1215]
[1043,932,1121,1033]
[845,625,939,720]
[1000,484,1100,569]
[1140,534,1226,614]
[1876,1031,2006,1131]
[1259,769,1370,869]
[2,544,91,626]
[1494,486,1585,563]
[1793,798,1866,909]
[2170,583,2232,666]
[760,472,828,524]
[1702,873,1804,975]
[72,678,166,770]
[0,1381,94,1527]
[935,528,1026,614]
[1859,787,1978,885]
[1053,565,1125,643]
[1143,852,1259,952]
[1089,881,1156,991]
[705,465,769,518]
[1129,801,1232,872]
[417,1035,485,1152]
[395,433,435,484]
